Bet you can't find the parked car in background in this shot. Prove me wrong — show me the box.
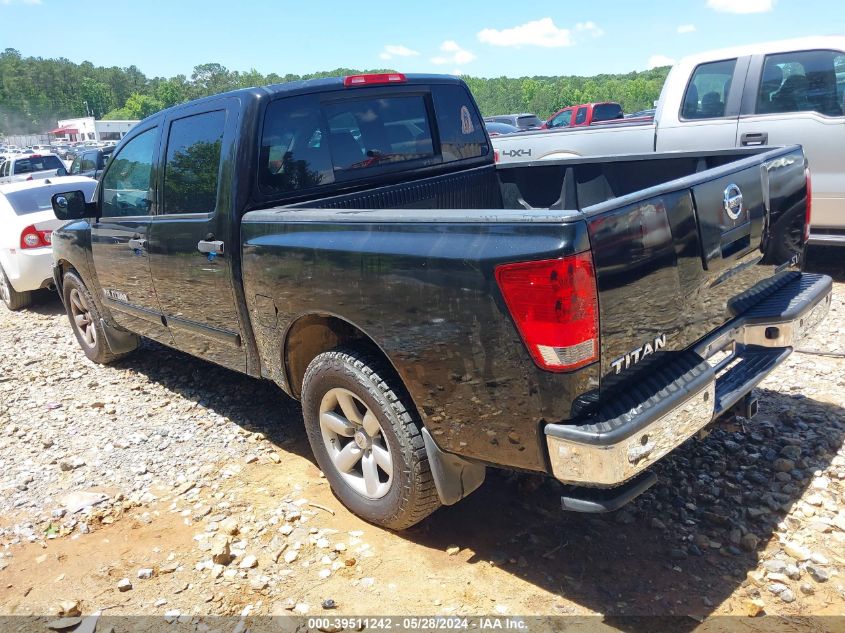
[68,146,114,179]
[0,154,67,184]
[0,176,97,310]
[483,113,543,130]
[492,36,845,248]
[484,121,520,136]
[625,108,656,119]
[542,102,625,129]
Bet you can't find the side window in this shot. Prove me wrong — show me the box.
[432,84,488,162]
[551,110,573,128]
[81,152,97,172]
[69,157,81,175]
[13,159,32,174]
[682,59,737,119]
[101,127,157,218]
[163,110,225,214]
[756,50,844,117]
[574,107,588,125]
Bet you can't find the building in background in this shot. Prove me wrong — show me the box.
[48,117,139,142]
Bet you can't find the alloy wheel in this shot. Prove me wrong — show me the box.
[319,387,394,499]
[69,288,97,348]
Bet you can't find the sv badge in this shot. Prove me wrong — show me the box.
[611,333,667,375]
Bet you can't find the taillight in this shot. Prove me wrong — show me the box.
[343,73,406,87]
[495,252,599,372]
[493,149,500,163]
[20,225,52,249]
[804,167,812,243]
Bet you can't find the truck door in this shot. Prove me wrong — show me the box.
[656,57,749,151]
[91,124,172,344]
[147,100,247,372]
[737,49,845,238]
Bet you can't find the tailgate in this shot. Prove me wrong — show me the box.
[585,147,808,389]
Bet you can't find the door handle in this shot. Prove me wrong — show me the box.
[740,132,768,146]
[128,238,147,250]
[197,240,224,255]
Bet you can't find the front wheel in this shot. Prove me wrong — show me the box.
[301,348,441,530]
[0,265,32,311]
[62,270,137,364]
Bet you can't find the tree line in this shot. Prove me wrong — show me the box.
[0,48,670,134]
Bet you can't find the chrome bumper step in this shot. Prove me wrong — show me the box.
[546,272,832,493]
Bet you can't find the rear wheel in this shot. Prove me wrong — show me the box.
[301,348,441,530]
[62,270,137,364]
[0,265,31,311]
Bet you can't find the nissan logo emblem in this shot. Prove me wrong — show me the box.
[723,183,744,220]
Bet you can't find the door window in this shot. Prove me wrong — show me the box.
[69,157,82,175]
[100,127,157,218]
[549,109,573,128]
[81,152,97,172]
[574,107,588,125]
[163,110,225,214]
[681,59,737,119]
[756,50,844,117]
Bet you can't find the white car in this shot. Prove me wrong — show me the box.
[0,177,97,310]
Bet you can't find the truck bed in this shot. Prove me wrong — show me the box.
[240,145,811,473]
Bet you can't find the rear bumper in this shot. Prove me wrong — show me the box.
[1,248,55,293]
[807,229,845,247]
[545,272,832,487]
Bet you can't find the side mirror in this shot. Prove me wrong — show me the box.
[52,190,90,221]
[56,167,67,176]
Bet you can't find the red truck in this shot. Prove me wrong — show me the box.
[542,102,626,129]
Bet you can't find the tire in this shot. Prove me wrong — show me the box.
[62,270,137,364]
[301,348,441,530]
[0,265,32,311]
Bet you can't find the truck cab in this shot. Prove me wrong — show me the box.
[542,102,625,129]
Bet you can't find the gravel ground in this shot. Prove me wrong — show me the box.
[0,254,844,627]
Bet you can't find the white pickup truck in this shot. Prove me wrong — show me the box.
[0,153,68,184]
[493,37,845,248]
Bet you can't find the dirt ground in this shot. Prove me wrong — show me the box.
[1,249,844,633]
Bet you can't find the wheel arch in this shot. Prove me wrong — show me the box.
[283,312,408,402]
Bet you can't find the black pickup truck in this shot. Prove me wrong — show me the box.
[49,73,832,529]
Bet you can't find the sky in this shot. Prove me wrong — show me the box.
[1,0,843,79]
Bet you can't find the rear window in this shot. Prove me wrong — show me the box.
[13,155,64,174]
[323,96,434,171]
[592,103,623,122]
[4,183,94,215]
[259,85,487,196]
[431,84,488,162]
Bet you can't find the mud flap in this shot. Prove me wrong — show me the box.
[99,318,140,355]
[422,428,486,506]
